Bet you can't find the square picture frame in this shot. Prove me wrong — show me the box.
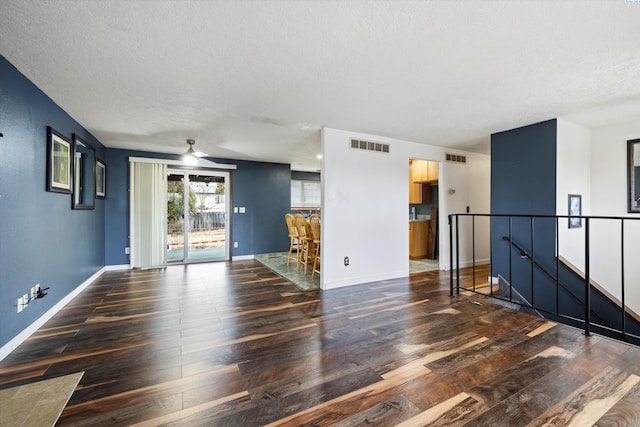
[46,126,72,194]
[96,159,106,198]
[568,194,582,229]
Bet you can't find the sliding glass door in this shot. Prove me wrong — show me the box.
[166,169,230,263]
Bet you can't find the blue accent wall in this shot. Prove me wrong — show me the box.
[0,54,105,348]
[232,160,291,256]
[491,119,557,307]
[491,119,557,216]
[104,150,291,264]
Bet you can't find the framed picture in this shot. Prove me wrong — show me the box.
[96,159,106,198]
[72,134,96,210]
[568,194,582,229]
[46,126,72,193]
[627,139,640,213]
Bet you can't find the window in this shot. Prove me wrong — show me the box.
[291,180,320,208]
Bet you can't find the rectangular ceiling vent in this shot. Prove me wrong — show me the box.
[350,139,390,154]
[445,153,467,164]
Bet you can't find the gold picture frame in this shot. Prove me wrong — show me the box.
[46,126,72,194]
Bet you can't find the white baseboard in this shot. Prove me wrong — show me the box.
[323,269,407,291]
[0,267,106,362]
[105,264,131,271]
[232,255,255,261]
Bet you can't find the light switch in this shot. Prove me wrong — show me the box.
[233,207,238,213]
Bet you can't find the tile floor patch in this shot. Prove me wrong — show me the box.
[0,371,83,427]
[256,252,439,291]
[255,252,320,290]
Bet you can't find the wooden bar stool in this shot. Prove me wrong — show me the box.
[285,213,299,265]
[309,214,321,278]
[294,214,313,274]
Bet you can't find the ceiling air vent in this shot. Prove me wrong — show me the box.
[350,139,390,154]
[445,153,466,164]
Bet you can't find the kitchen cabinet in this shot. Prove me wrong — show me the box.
[422,185,431,204]
[411,160,428,182]
[409,181,423,204]
[426,161,438,182]
[409,160,421,203]
[411,160,439,184]
[409,183,431,204]
[409,220,428,259]
[409,160,438,204]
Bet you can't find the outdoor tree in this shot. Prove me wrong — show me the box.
[167,181,196,225]
[193,181,212,212]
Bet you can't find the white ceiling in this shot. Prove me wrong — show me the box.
[1,1,640,171]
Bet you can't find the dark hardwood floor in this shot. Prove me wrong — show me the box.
[2,260,640,426]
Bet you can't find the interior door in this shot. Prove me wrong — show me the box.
[166,169,230,263]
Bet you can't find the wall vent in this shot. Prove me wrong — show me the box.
[445,153,467,164]
[350,139,390,154]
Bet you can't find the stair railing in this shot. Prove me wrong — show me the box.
[449,213,640,345]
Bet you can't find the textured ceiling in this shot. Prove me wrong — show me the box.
[1,0,640,171]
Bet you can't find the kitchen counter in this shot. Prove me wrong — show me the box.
[409,211,436,260]
[409,221,428,259]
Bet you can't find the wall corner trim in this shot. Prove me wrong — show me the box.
[0,267,106,362]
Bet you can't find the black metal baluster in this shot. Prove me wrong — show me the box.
[584,217,591,337]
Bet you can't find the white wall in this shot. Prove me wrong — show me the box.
[439,153,491,269]
[556,118,591,272]
[591,120,640,216]
[590,119,640,311]
[321,127,490,290]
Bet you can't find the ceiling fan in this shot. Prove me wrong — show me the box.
[182,139,209,164]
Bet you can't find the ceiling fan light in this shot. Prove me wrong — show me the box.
[183,139,200,164]
[183,153,199,164]
[182,138,210,162]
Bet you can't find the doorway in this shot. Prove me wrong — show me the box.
[408,158,440,273]
[166,169,230,263]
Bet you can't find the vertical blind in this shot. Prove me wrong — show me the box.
[130,161,167,268]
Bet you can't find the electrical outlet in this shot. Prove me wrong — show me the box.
[21,293,29,310]
[30,285,38,300]
[234,242,238,248]
[344,256,349,266]
[125,247,130,254]
[17,297,23,313]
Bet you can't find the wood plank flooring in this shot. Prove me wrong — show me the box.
[1,260,640,426]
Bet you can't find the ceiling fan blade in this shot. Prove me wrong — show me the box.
[193,151,209,158]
